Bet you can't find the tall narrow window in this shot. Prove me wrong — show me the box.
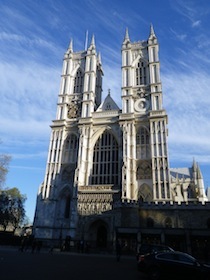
[105,103,111,110]
[136,127,150,159]
[74,69,83,93]
[63,134,78,163]
[64,195,71,218]
[125,51,129,66]
[91,131,119,186]
[89,57,92,71]
[125,99,129,113]
[86,74,91,91]
[136,60,147,85]
[65,61,69,75]
[152,47,156,62]
[155,96,159,110]
[63,78,67,94]
[86,104,89,117]
[53,138,59,162]
[59,107,63,120]
[125,69,129,86]
[153,65,157,83]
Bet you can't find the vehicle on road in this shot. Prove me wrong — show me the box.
[136,243,174,261]
[137,250,210,280]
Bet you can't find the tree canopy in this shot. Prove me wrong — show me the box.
[0,187,26,231]
[0,154,11,189]
[0,148,27,231]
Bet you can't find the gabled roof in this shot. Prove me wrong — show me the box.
[96,92,120,112]
[170,167,192,180]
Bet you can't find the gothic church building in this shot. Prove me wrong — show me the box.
[33,26,210,255]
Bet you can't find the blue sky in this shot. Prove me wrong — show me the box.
[1,0,210,223]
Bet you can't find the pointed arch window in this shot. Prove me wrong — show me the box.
[105,103,111,110]
[136,60,147,85]
[56,189,71,219]
[125,69,129,86]
[91,131,119,185]
[63,134,78,163]
[74,69,83,93]
[64,194,71,218]
[125,51,129,66]
[136,127,150,159]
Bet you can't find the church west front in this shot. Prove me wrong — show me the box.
[33,26,210,257]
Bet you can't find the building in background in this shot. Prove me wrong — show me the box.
[33,26,210,257]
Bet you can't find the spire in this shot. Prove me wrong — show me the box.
[197,164,203,179]
[192,158,197,171]
[148,23,157,42]
[68,38,73,52]
[97,52,102,65]
[87,34,96,54]
[90,34,95,47]
[124,27,130,41]
[122,27,130,45]
[150,23,155,37]
[88,34,96,52]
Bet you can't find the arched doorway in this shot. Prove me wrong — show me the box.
[97,225,107,248]
[88,219,109,250]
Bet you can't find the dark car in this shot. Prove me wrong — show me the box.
[136,243,174,261]
[138,250,210,280]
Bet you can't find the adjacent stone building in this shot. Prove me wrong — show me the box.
[33,26,210,257]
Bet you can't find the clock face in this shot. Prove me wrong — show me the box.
[134,98,149,113]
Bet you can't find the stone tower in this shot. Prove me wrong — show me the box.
[33,26,207,248]
[120,26,170,203]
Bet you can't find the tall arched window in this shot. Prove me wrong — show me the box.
[136,60,147,85]
[136,127,150,159]
[64,194,71,218]
[74,69,83,93]
[63,134,78,163]
[57,189,71,219]
[91,131,119,185]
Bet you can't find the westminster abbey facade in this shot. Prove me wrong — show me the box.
[33,26,210,257]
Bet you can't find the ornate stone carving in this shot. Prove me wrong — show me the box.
[67,96,81,118]
[77,192,113,215]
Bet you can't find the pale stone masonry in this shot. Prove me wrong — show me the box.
[33,26,208,255]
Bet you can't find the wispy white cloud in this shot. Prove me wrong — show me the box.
[0,31,59,53]
[11,151,48,160]
[9,165,45,171]
[1,0,210,220]
[162,69,210,164]
[192,20,201,27]
[171,0,204,28]
[0,61,60,143]
[170,28,187,41]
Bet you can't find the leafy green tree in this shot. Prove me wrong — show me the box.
[0,188,26,231]
[0,154,11,189]
[0,191,10,230]
[0,147,26,231]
